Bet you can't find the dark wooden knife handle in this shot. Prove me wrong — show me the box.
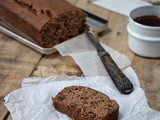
[99,52,134,94]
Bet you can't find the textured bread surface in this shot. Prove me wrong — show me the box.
[0,0,87,48]
[53,86,119,120]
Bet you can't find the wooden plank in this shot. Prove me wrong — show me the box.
[132,56,160,111]
[31,52,82,77]
[0,33,42,120]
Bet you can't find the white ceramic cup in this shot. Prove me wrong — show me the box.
[127,6,160,58]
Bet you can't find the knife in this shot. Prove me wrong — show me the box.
[86,31,134,94]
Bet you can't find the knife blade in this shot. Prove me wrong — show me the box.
[86,31,134,94]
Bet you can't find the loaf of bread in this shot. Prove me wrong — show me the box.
[52,86,119,120]
[0,0,87,48]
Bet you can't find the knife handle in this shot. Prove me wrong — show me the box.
[99,52,134,94]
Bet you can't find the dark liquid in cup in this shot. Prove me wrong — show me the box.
[134,15,160,27]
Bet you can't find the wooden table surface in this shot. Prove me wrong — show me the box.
[0,0,160,119]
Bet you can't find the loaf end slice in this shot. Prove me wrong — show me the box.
[52,86,119,120]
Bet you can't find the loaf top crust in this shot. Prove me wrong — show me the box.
[53,86,119,120]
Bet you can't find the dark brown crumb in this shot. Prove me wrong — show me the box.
[40,10,87,48]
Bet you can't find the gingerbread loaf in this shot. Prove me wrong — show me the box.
[52,86,119,120]
[0,0,87,48]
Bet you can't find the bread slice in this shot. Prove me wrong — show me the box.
[52,86,119,120]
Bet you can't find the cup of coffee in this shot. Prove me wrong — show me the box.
[127,6,160,58]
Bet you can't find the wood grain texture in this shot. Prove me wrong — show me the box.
[132,56,160,110]
[0,33,42,120]
[31,52,82,77]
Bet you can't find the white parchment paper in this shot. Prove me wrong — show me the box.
[4,34,160,120]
